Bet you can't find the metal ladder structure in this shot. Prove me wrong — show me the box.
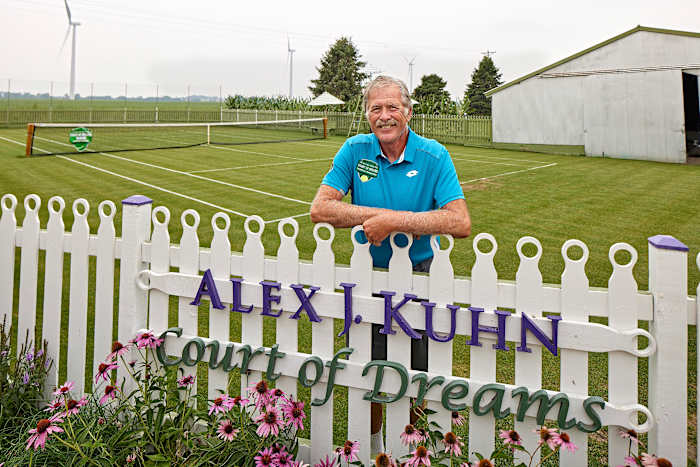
[347,96,364,137]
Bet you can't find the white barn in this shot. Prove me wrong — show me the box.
[487,26,700,163]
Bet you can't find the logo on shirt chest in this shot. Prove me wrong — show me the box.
[406,170,419,178]
[356,159,379,183]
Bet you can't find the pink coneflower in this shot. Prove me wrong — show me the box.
[254,447,276,467]
[443,432,463,456]
[472,461,494,467]
[269,387,286,402]
[177,375,196,387]
[275,449,295,467]
[281,398,306,430]
[618,456,637,467]
[132,331,164,349]
[406,445,432,466]
[107,341,131,360]
[375,453,398,467]
[618,428,643,446]
[557,432,578,453]
[231,395,249,407]
[95,361,118,384]
[100,385,119,404]
[248,380,271,408]
[336,440,360,463]
[216,420,239,441]
[451,411,466,426]
[44,398,63,412]
[53,381,74,397]
[209,395,233,416]
[256,407,283,437]
[498,429,522,446]
[26,414,64,450]
[401,424,423,446]
[314,454,336,467]
[289,462,309,467]
[535,426,560,451]
[64,396,87,416]
[641,453,673,467]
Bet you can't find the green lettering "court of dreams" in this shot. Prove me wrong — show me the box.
[157,328,605,433]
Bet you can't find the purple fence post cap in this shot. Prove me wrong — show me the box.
[648,235,688,252]
[122,195,153,206]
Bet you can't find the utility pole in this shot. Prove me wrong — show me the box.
[482,50,496,58]
[404,57,416,93]
[288,37,295,98]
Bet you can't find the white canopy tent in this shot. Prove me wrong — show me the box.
[308,91,344,106]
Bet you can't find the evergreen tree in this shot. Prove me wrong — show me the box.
[464,56,503,116]
[412,74,450,103]
[309,37,369,104]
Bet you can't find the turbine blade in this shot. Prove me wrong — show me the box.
[63,0,72,23]
[58,24,71,55]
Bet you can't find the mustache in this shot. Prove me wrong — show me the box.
[376,119,399,128]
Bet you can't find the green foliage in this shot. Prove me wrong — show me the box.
[309,37,369,105]
[465,56,503,116]
[223,95,311,111]
[0,317,52,431]
[412,74,450,104]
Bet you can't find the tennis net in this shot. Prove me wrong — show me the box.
[25,118,328,156]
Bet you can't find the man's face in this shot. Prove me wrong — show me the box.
[366,85,412,146]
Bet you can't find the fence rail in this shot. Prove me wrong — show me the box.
[1,193,695,465]
[1,109,492,145]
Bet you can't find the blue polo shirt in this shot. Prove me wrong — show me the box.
[322,128,464,268]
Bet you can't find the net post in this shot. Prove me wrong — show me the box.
[25,124,35,157]
[207,124,211,145]
[323,118,328,139]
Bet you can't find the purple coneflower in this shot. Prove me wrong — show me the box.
[275,449,295,467]
[26,414,64,450]
[177,375,196,387]
[498,429,522,446]
[375,453,397,467]
[100,385,119,404]
[619,456,637,467]
[314,454,336,467]
[451,411,466,426]
[535,426,560,451]
[44,398,63,412]
[53,381,74,397]
[64,396,87,416]
[641,453,673,467]
[281,398,306,430]
[256,407,283,437]
[472,460,494,467]
[336,440,360,463]
[406,445,432,466]
[95,361,118,384]
[208,395,233,416]
[132,331,164,349]
[443,432,463,456]
[254,447,276,467]
[557,432,578,453]
[618,427,643,446]
[231,395,249,407]
[107,341,131,360]
[269,387,286,402]
[216,420,239,441]
[400,424,423,446]
[248,380,271,408]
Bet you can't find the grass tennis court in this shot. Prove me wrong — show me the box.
[1,124,699,464]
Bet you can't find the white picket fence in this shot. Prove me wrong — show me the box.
[0,193,697,466]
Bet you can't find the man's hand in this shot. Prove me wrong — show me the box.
[362,212,400,246]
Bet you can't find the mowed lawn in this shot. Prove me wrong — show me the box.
[0,126,699,464]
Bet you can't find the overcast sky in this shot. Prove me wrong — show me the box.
[2,0,700,100]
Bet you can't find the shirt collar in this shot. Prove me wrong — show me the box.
[373,127,415,164]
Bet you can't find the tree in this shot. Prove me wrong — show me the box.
[464,56,503,116]
[412,74,450,103]
[309,37,369,104]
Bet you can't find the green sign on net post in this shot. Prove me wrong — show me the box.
[69,127,93,152]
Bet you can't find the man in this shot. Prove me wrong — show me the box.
[310,75,470,453]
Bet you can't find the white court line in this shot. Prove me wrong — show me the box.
[451,156,532,167]
[188,157,333,174]
[264,212,309,224]
[27,135,312,206]
[449,150,550,164]
[209,145,310,161]
[460,162,557,185]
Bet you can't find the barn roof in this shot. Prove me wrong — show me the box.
[485,26,700,97]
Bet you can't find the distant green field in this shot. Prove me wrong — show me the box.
[2,98,223,111]
[0,127,698,464]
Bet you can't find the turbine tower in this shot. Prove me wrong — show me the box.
[287,37,295,98]
[404,57,416,93]
[61,0,80,100]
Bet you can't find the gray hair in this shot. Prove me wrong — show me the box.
[362,75,412,117]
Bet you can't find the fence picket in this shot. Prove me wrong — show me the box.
[178,209,200,399]
[0,194,17,333]
[427,234,455,434]
[42,197,65,396]
[559,240,590,466]
[385,232,414,458]
[16,194,41,356]
[310,223,336,462]
[148,206,170,385]
[275,219,299,399]
[607,243,639,463]
[240,216,265,396]
[92,201,116,386]
[209,213,231,400]
[468,233,499,458]
[67,199,90,395]
[347,226,372,463]
[514,236,544,464]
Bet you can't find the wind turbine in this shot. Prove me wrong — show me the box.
[287,37,295,98]
[404,56,416,93]
[60,0,80,100]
